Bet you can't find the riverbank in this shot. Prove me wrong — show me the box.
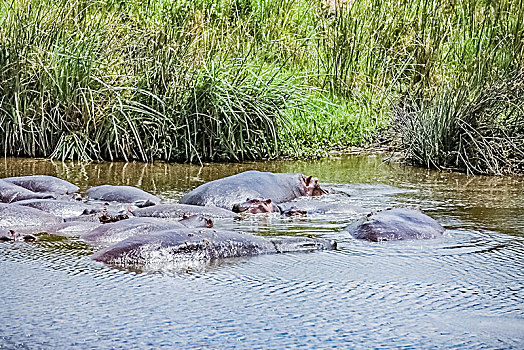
[1,0,522,174]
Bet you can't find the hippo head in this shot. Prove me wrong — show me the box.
[180,214,214,228]
[302,175,326,197]
[232,198,278,214]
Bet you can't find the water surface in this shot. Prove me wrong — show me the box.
[1,155,523,348]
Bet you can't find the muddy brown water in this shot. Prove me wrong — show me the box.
[1,155,523,348]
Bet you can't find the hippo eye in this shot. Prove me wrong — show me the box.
[252,199,260,203]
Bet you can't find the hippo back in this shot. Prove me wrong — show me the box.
[14,199,104,219]
[346,207,445,242]
[0,179,55,203]
[0,203,63,232]
[91,229,277,271]
[82,217,186,246]
[2,175,79,194]
[86,185,160,207]
[130,204,237,219]
[180,171,307,210]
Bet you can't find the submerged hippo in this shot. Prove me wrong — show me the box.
[345,207,445,242]
[232,198,307,216]
[0,203,63,233]
[0,229,36,242]
[0,179,55,203]
[92,228,336,271]
[15,199,104,219]
[82,216,211,246]
[45,221,102,237]
[2,175,79,195]
[86,185,160,208]
[179,170,326,210]
[82,217,187,246]
[130,203,237,219]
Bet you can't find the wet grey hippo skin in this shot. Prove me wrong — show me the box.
[232,198,307,216]
[0,179,55,203]
[86,185,160,208]
[0,229,36,242]
[178,215,214,228]
[2,175,79,194]
[82,217,187,246]
[278,200,367,215]
[82,215,212,246]
[0,203,63,233]
[91,228,336,270]
[179,170,326,210]
[14,199,104,219]
[232,198,280,214]
[345,207,445,242]
[45,221,102,237]
[130,204,237,219]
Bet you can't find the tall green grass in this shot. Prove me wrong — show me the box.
[0,0,522,172]
[394,70,524,175]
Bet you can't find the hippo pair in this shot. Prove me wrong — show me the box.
[179,170,445,242]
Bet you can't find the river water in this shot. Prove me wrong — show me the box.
[1,155,523,349]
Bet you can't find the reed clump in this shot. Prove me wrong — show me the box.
[0,0,522,173]
[393,70,524,175]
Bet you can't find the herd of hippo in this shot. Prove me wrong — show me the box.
[0,171,445,271]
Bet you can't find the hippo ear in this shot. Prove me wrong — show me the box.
[305,176,312,185]
[264,199,272,204]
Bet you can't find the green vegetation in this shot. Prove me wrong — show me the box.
[0,0,522,173]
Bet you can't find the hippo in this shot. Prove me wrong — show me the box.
[0,203,63,233]
[82,217,188,246]
[179,170,326,210]
[0,179,55,203]
[232,198,280,214]
[130,203,237,219]
[86,185,160,208]
[179,215,214,228]
[345,207,445,242]
[91,228,336,271]
[278,199,367,215]
[2,175,79,195]
[0,229,36,242]
[14,199,105,219]
[45,221,102,237]
[232,198,307,216]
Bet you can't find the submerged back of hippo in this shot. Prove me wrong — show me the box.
[180,171,309,210]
